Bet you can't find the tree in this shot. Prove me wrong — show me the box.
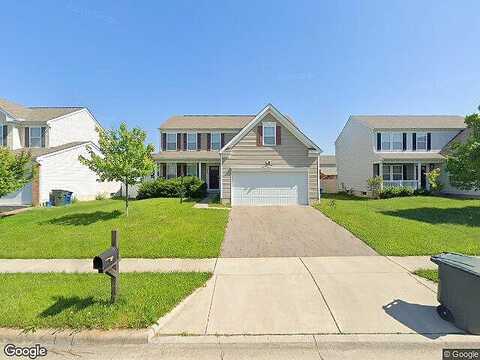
[79,123,155,215]
[427,168,443,192]
[446,112,480,191]
[0,148,33,198]
[367,176,383,198]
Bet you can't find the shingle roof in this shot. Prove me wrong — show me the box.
[377,152,445,161]
[351,115,466,129]
[152,151,220,161]
[14,141,89,159]
[319,155,336,165]
[0,98,83,122]
[440,128,472,156]
[160,115,255,130]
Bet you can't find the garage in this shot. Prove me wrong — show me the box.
[231,170,308,206]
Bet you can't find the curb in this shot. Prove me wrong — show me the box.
[0,328,154,345]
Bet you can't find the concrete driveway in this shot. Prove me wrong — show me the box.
[220,206,377,257]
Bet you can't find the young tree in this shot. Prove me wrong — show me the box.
[79,123,155,215]
[0,148,33,198]
[446,112,480,191]
[427,168,443,192]
[367,176,383,199]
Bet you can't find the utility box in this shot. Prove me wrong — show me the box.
[431,252,480,334]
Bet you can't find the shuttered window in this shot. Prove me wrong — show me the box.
[416,132,427,150]
[166,133,177,151]
[187,133,197,151]
[262,123,276,146]
[211,132,221,150]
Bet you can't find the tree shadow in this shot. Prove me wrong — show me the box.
[380,207,480,227]
[43,210,122,226]
[383,299,463,339]
[40,296,110,317]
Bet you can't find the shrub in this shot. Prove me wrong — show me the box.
[378,186,415,199]
[95,192,108,200]
[136,177,207,200]
[427,168,443,192]
[367,176,383,198]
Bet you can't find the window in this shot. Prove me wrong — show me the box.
[381,132,391,151]
[382,164,391,181]
[392,165,403,180]
[166,133,177,151]
[416,132,427,150]
[29,127,42,148]
[211,132,221,151]
[186,163,197,177]
[392,133,403,151]
[166,163,176,179]
[187,133,197,151]
[263,123,276,146]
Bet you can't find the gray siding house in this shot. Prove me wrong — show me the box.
[335,115,478,196]
[154,104,322,206]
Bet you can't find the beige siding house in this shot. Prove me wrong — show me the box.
[319,155,337,194]
[335,115,479,197]
[154,104,322,206]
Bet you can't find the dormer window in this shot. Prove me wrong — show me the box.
[166,133,177,151]
[263,122,276,146]
[29,127,42,148]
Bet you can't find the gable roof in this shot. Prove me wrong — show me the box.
[220,104,322,153]
[14,141,89,160]
[0,98,84,122]
[319,155,336,165]
[350,115,466,130]
[440,128,472,156]
[160,115,255,130]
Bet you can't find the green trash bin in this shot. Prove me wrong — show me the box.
[49,189,72,206]
[431,252,480,334]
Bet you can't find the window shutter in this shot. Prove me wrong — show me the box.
[376,133,381,151]
[177,163,181,177]
[41,126,46,147]
[373,164,379,177]
[207,133,211,151]
[276,126,281,145]
[176,133,181,151]
[403,165,407,180]
[412,133,416,151]
[2,125,7,146]
[162,163,167,179]
[197,133,201,151]
[183,163,187,176]
[257,126,263,146]
[221,133,225,148]
[183,133,187,150]
[427,133,431,151]
[402,133,407,151]
[25,127,30,147]
[162,133,166,151]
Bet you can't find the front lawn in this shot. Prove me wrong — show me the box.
[414,269,439,283]
[316,195,480,256]
[0,272,210,329]
[0,198,229,258]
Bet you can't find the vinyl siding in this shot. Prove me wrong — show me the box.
[222,114,319,204]
[48,110,99,147]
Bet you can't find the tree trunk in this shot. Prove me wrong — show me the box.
[125,182,129,216]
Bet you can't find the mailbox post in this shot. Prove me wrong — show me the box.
[93,230,120,303]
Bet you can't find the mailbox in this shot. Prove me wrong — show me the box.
[93,247,119,273]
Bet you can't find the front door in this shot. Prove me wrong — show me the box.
[209,166,219,190]
[421,165,427,189]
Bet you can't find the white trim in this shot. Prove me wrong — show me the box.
[220,104,322,153]
[220,153,223,199]
[262,121,276,146]
[29,126,43,148]
[165,132,177,151]
[186,132,197,151]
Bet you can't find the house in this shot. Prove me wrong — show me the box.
[153,104,322,206]
[335,115,479,196]
[0,98,120,206]
[319,155,337,194]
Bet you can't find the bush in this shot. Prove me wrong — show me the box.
[378,186,415,199]
[136,177,207,200]
[95,192,108,200]
[367,176,383,198]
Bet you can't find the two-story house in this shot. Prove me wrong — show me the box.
[0,98,119,206]
[153,104,322,206]
[335,115,478,196]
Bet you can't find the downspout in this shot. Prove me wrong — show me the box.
[220,152,223,201]
[317,155,321,203]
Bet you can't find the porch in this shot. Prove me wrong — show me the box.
[374,162,441,190]
[156,161,220,191]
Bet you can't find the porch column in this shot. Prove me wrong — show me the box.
[417,161,421,189]
[198,162,201,179]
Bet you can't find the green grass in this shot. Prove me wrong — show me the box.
[0,272,211,330]
[316,194,480,256]
[0,198,229,258]
[414,269,439,283]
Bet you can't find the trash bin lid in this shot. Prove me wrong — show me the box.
[431,253,480,277]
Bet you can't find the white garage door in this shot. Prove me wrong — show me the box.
[232,171,308,206]
[0,183,33,206]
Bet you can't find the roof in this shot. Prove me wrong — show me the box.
[160,115,255,130]
[152,151,220,161]
[0,98,83,122]
[14,141,89,159]
[320,167,337,176]
[319,155,336,165]
[441,128,472,156]
[377,152,445,161]
[351,115,466,130]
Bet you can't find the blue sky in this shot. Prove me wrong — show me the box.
[1,1,479,153]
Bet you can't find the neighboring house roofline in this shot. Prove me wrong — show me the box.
[220,104,322,153]
[349,115,466,130]
[36,141,98,160]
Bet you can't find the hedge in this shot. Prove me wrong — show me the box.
[136,177,207,199]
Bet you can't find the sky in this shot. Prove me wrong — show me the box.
[1,0,479,154]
